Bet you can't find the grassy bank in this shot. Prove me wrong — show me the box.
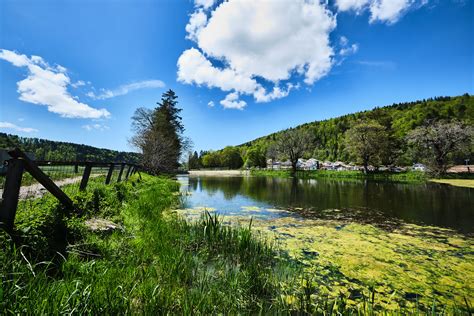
[251,169,428,183]
[430,179,474,188]
[1,174,470,314]
[1,174,284,313]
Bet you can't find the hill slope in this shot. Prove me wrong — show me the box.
[237,94,473,164]
[0,133,141,163]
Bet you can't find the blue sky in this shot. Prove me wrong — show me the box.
[0,0,472,152]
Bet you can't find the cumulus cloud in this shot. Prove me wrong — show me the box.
[82,123,110,131]
[0,121,38,133]
[0,49,110,119]
[335,0,427,23]
[87,80,165,100]
[186,9,208,41]
[177,0,336,109]
[207,101,215,107]
[220,92,246,110]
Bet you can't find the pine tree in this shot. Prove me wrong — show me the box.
[131,90,186,173]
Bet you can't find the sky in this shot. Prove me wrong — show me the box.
[0,0,472,153]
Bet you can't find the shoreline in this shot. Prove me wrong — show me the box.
[188,169,250,177]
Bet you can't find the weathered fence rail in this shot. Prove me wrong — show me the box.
[0,148,141,232]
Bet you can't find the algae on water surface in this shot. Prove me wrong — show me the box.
[173,206,474,310]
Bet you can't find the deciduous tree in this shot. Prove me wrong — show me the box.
[407,120,473,174]
[344,121,389,173]
[276,129,312,173]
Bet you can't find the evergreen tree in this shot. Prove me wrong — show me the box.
[131,89,186,173]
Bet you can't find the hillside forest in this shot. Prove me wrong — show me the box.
[189,94,473,172]
[0,133,141,163]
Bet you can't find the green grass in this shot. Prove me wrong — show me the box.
[1,174,469,314]
[430,179,474,188]
[251,169,428,183]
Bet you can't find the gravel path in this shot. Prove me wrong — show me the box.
[1,174,102,200]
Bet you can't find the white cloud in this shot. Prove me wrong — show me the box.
[87,80,165,100]
[178,48,259,94]
[0,49,110,119]
[82,124,110,131]
[194,0,216,10]
[71,80,86,88]
[177,0,336,109]
[0,121,38,133]
[186,9,208,41]
[220,92,246,110]
[207,101,215,107]
[339,36,349,46]
[340,43,359,56]
[335,0,427,23]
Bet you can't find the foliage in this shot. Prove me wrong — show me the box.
[201,150,222,168]
[276,128,313,172]
[187,151,202,169]
[344,121,389,173]
[244,146,267,168]
[407,120,473,174]
[238,94,474,168]
[130,89,188,173]
[0,133,141,163]
[220,146,244,169]
[200,146,244,169]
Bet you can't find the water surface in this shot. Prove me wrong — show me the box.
[178,175,474,234]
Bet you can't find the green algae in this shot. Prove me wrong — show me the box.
[174,206,474,311]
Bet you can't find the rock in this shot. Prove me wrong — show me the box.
[85,218,119,232]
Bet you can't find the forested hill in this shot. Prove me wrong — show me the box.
[238,94,473,163]
[0,133,141,163]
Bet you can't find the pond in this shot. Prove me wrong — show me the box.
[174,175,474,310]
[178,175,474,233]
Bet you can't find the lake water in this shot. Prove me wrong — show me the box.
[177,175,474,234]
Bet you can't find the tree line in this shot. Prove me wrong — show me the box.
[190,94,473,174]
[0,133,141,163]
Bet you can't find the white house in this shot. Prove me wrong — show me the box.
[412,163,427,172]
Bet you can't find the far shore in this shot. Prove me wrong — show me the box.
[188,170,250,177]
[187,169,474,188]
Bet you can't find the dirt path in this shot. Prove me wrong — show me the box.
[1,174,103,200]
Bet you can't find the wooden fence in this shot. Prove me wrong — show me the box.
[0,148,140,232]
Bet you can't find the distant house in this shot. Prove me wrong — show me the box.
[281,160,292,169]
[412,163,427,172]
[304,158,319,170]
[266,159,281,170]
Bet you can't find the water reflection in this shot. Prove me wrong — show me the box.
[179,175,473,234]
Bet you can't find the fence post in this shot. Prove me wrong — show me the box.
[117,163,125,182]
[0,159,24,232]
[74,164,79,173]
[8,148,75,211]
[80,163,92,191]
[105,163,114,184]
[125,165,132,180]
